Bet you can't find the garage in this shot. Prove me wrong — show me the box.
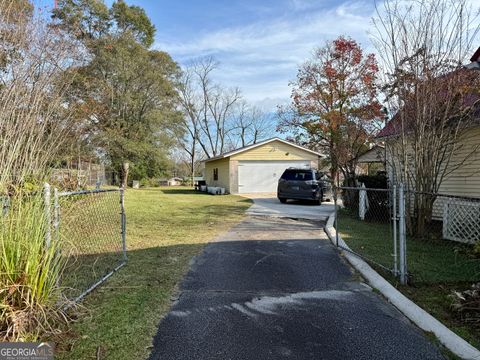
[237,160,310,193]
[203,138,323,194]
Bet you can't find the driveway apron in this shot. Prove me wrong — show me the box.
[149,208,445,359]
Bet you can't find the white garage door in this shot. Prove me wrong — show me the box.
[238,160,310,193]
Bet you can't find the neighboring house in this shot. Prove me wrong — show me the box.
[377,47,480,198]
[378,113,480,241]
[377,100,480,199]
[355,145,385,176]
[203,138,324,194]
[168,177,183,186]
[158,177,183,186]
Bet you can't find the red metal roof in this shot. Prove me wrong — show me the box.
[377,67,480,138]
[470,47,480,62]
[377,116,403,138]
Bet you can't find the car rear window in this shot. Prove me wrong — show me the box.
[281,170,313,181]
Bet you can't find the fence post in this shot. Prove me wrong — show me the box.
[398,183,407,284]
[44,183,51,248]
[403,189,407,282]
[359,183,366,220]
[120,187,127,261]
[334,186,339,247]
[392,184,398,276]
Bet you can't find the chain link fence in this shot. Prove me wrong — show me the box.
[45,184,127,304]
[334,186,397,275]
[403,191,480,286]
[334,184,480,286]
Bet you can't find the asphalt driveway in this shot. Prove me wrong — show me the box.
[149,204,444,360]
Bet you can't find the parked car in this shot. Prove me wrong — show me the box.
[277,168,326,205]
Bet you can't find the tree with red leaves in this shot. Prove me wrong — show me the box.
[278,36,383,185]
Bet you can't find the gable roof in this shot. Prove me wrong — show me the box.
[470,47,480,62]
[356,145,385,163]
[376,116,403,139]
[467,46,480,70]
[203,137,324,163]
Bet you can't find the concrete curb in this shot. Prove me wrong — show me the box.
[325,211,480,360]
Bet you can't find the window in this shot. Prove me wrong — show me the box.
[280,169,313,181]
[213,168,219,181]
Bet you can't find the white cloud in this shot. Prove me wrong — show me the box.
[155,1,376,108]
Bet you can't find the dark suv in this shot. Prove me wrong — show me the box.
[277,168,325,205]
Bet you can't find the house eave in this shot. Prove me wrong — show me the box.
[202,137,324,163]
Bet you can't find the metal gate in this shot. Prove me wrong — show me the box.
[333,184,408,284]
[44,184,127,304]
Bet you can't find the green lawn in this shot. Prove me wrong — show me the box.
[57,187,251,359]
[58,191,125,300]
[338,211,480,348]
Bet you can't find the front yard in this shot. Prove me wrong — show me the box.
[338,211,480,349]
[58,187,251,359]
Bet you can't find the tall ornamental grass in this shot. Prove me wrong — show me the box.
[0,194,68,341]
[0,0,83,342]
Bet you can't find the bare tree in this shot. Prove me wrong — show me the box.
[178,57,242,159]
[194,59,242,157]
[229,101,275,148]
[372,0,480,235]
[178,58,276,169]
[177,68,202,183]
[0,0,83,192]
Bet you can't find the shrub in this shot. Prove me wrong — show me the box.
[357,172,388,189]
[137,178,162,187]
[474,242,480,258]
[139,178,150,188]
[343,172,390,222]
[451,283,480,329]
[0,194,68,341]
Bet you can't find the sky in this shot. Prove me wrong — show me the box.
[35,0,377,110]
[34,0,480,111]
[144,0,377,110]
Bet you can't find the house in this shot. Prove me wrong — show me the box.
[380,124,480,198]
[376,49,480,232]
[377,83,480,198]
[355,145,385,175]
[203,138,324,194]
[168,177,183,186]
[157,177,183,186]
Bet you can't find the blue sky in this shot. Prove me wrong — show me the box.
[34,0,378,109]
[147,0,377,109]
[32,0,480,110]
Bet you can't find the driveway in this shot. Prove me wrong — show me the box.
[243,193,335,221]
[149,209,444,359]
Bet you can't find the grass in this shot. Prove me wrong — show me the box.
[57,191,125,300]
[0,194,67,341]
[338,209,480,349]
[401,285,480,350]
[57,187,251,359]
